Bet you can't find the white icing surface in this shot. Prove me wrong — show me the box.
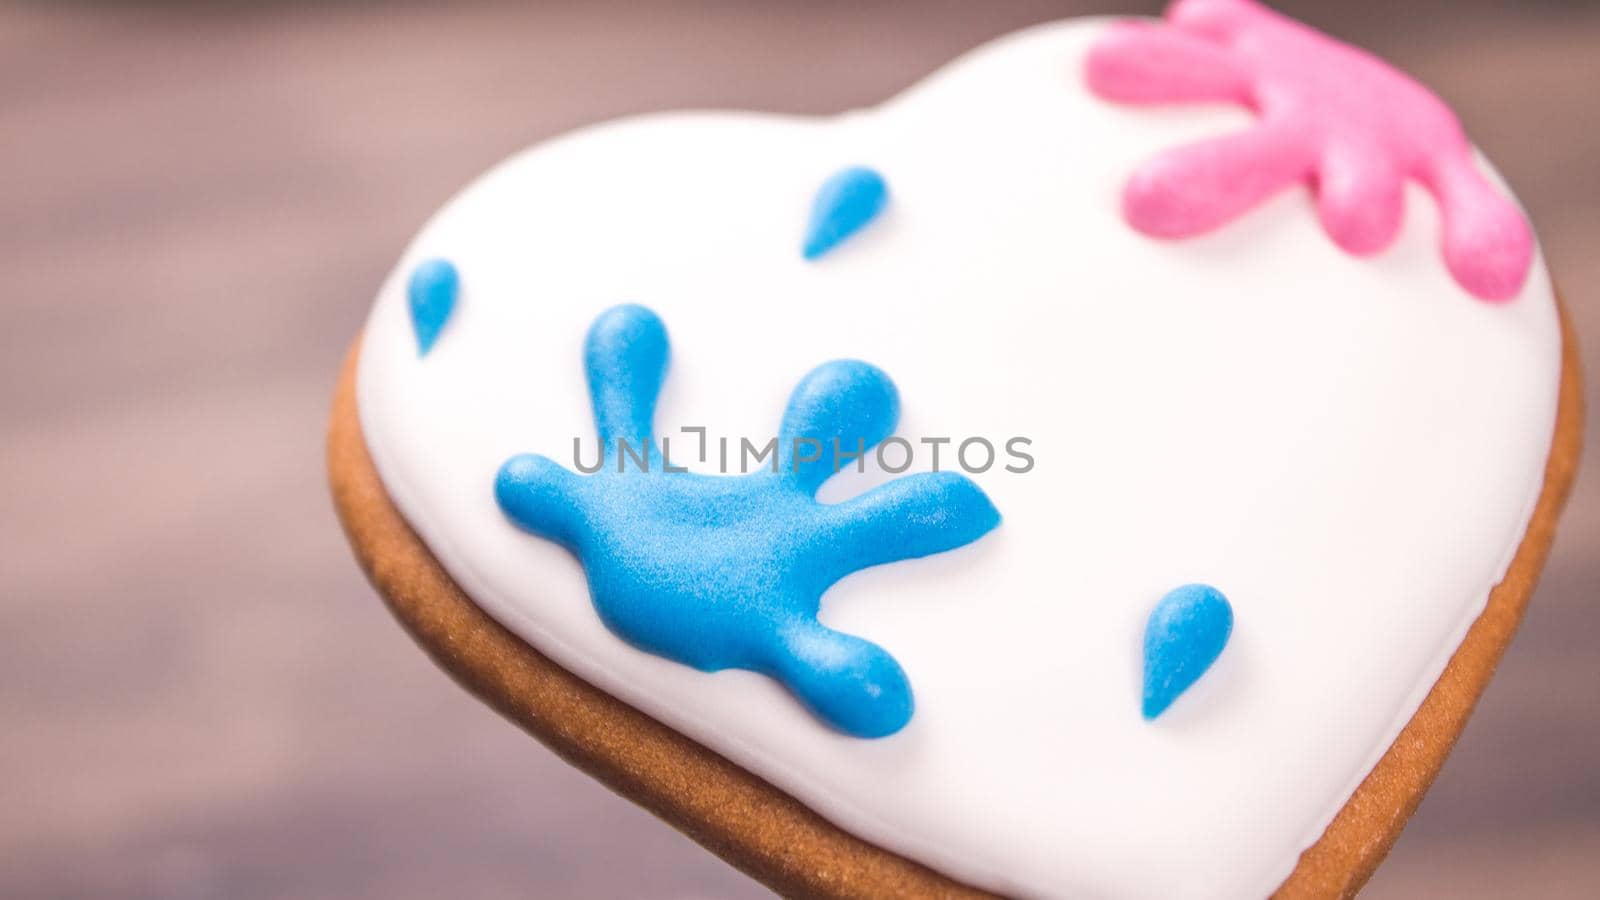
[355,19,1561,899]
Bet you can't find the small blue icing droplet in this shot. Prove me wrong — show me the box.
[802,166,889,260]
[1142,584,1233,720]
[408,258,459,356]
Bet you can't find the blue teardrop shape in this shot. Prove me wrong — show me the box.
[408,258,459,356]
[802,166,889,260]
[1142,584,1233,720]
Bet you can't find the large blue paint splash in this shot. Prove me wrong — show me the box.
[495,304,999,737]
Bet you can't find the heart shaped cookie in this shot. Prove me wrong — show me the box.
[330,3,1581,896]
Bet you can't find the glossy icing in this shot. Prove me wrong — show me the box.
[494,304,999,738]
[1087,0,1534,301]
[354,17,1560,899]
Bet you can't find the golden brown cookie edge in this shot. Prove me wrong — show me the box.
[327,300,1582,900]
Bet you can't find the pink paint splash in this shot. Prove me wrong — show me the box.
[1086,0,1533,301]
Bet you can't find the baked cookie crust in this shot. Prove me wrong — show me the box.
[327,303,1581,899]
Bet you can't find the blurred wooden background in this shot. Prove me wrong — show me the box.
[1,1,1595,897]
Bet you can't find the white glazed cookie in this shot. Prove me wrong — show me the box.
[340,5,1572,899]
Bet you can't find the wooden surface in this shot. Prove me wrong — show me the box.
[1,2,1595,897]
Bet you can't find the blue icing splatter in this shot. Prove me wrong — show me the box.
[802,166,889,260]
[408,258,459,355]
[494,304,999,738]
[1143,584,1233,720]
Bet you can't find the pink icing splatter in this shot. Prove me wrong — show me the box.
[1085,0,1533,302]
